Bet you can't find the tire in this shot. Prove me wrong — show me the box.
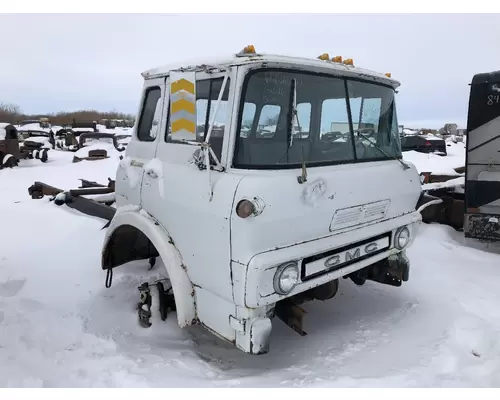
[157,282,169,321]
[40,149,48,163]
[1,153,18,168]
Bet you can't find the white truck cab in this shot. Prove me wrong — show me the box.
[101,46,422,355]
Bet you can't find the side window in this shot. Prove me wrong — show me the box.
[240,102,256,138]
[257,104,281,138]
[137,86,162,142]
[168,78,230,156]
[195,80,211,141]
[205,79,230,143]
[295,103,311,138]
[189,78,231,161]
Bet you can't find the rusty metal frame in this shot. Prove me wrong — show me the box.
[28,179,117,221]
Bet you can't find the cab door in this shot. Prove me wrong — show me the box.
[115,77,166,207]
[142,69,244,342]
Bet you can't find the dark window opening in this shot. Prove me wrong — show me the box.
[137,86,162,142]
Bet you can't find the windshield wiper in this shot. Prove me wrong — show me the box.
[286,78,297,155]
[356,130,410,170]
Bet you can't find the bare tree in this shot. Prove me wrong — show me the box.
[0,101,136,126]
[0,102,21,123]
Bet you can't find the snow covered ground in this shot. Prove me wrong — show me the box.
[1,145,500,388]
[403,140,466,176]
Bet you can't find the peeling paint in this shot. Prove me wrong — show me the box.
[144,158,165,198]
[115,204,141,215]
[119,156,142,189]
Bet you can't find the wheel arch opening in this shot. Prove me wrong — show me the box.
[102,224,159,270]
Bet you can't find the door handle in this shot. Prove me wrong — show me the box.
[130,159,144,168]
[146,170,158,179]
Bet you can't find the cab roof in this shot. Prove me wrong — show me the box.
[142,52,400,89]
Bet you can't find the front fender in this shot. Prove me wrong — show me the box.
[102,209,196,327]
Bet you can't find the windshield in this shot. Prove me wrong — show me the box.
[234,69,402,169]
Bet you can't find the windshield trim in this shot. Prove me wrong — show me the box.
[232,67,402,170]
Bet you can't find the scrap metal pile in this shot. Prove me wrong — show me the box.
[28,178,117,223]
[1,121,129,169]
[416,167,465,231]
[53,122,127,162]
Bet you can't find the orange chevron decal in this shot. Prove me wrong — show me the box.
[172,118,196,133]
[171,78,195,95]
[171,98,195,114]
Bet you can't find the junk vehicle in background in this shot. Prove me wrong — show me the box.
[54,127,127,159]
[0,123,49,167]
[18,118,50,129]
[464,69,500,241]
[400,134,448,156]
[100,46,422,355]
[71,132,126,163]
[17,129,55,149]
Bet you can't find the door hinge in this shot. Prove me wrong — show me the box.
[229,315,246,333]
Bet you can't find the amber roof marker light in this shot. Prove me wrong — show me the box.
[236,45,257,57]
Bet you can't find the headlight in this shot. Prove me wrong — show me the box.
[273,262,299,295]
[394,226,410,250]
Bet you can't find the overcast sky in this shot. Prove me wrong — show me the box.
[1,13,499,128]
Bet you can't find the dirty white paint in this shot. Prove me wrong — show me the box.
[144,158,165,198]
[302,178,327,208]
[143,53,400,89]
[119,156,141,189]
[114,204,140,216]
[103,210,196,327]
[231,161,422,267]
[139,208,156,221]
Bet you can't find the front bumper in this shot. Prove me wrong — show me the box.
[233,248,412,355]
[237,211,421,308]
